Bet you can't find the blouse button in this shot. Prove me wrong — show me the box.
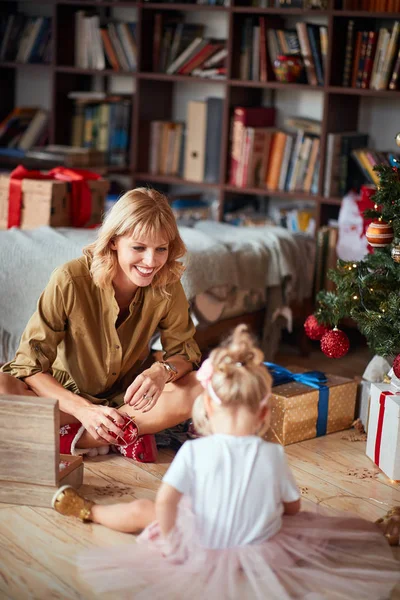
[112,372,117,376]
[115,345,120,350]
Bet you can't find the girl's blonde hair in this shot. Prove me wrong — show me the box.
[193,325,272,435]
[83,187,186,296]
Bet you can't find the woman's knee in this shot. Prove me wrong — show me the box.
[0,373,32,396]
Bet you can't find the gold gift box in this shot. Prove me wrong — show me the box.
[265,366,357,446]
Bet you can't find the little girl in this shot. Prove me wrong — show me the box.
[53,325,400,599]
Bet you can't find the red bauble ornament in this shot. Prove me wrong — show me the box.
[366,220,394,248]
[393,354,400,379]
[304,315,330,341]
[320,328,350,359]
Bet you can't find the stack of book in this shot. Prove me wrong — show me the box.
[149,121,184,176]
[229,110,321,195]
[69,92,132,167]
[0,14,52,64]
[74,12,137,71]
[0,107,49,157]
[342,20,400,90]
[239,18,327,85]
[339,0,400,10]
[153,16,227,78]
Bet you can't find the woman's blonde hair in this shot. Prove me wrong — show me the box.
[193,325,272,435]
[83,187,186,295]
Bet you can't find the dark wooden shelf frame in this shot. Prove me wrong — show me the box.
[1,0,396,227]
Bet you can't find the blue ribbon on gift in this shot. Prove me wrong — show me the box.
[264,362,329,437]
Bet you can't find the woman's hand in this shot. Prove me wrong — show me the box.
[75,404,126,444]
[124,363,170,412]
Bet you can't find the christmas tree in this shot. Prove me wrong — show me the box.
[305,134,400,362]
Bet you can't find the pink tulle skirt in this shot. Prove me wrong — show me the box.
[78,500,400,600]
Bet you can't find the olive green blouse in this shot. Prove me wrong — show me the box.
[2,256,201,403]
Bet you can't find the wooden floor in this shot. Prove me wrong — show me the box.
[1,346,399,599]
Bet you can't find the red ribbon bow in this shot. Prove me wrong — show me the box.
[7,165,102,229]
[374,390,394,467]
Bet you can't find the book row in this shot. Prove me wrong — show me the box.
[69,93,132,166]
[239,17,327,85]
[149,97,224,183]
[75,11,137,71]
[342,20,400,90]
[229,109,321,194]
[0,14,51,64]
[0,108,49,157]
[153,16,227,77]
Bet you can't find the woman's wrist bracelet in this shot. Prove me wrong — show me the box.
[154,361,178,383]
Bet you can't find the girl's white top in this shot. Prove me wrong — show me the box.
[163,434,300,550]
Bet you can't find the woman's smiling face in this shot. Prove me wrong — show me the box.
[111,231,169,291]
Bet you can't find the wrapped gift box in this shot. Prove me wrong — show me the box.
[264,364,357,446]
[355,355,392,432]
[0,170,109,229]
[366,383,400,480]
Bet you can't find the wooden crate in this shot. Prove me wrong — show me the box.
[0,395,83,507]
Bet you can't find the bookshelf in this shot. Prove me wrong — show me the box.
[0,0,399,228]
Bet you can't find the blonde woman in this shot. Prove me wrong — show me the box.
[0,188,202,461]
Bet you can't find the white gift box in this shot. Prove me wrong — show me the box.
[366,383,400,480]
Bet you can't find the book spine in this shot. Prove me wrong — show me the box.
[204,98,224,183]
[361,31,377,89]
[296,22,318,86]
[342,20,354,87]
[389,48,400,89]
[356,31,369,88]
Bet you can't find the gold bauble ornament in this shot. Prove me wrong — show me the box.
[391,243,400,263]
[396,132,400,148]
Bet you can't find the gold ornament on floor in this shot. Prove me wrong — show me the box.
[391,243,400,263]
[396,132,400,148]
[366,221,394,248]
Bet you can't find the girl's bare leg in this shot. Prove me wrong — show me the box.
[91,498,156,533]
